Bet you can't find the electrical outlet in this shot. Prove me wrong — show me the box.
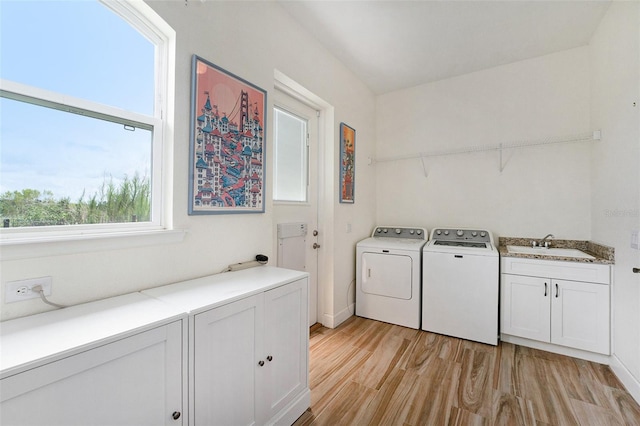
[5,277,53,303]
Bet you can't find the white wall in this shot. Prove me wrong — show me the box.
[0,1,376,323]
[590,1,640,398]
[375,47,592,240]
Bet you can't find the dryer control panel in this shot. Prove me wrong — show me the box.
[372,226,428,240]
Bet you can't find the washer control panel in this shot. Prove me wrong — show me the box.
[372,226,428,240]
[431,228,492,243]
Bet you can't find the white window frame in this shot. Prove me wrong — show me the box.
[0,0,182,260]
[273,105,311,205]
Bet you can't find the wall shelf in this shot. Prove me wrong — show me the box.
[371,130,601,176]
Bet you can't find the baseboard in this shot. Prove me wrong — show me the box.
[268,388,311,426]
[610,354,640,405]
[500,334,610,364]
[322,304,354,329]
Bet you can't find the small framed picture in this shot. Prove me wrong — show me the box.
[339,122,355,204]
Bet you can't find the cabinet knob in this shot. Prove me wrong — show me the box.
[258,360,265,366]
[172,411,181,420]
[633,268,640,273]
[267,355,273,362]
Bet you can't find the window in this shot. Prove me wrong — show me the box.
[0,0,174,240]
[273,107,309,202]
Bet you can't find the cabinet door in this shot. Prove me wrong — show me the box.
[261,278,309,422]
[0,321,184,426]
[551,279,610,354]
[193,294,263,426]
[501,274,551,342]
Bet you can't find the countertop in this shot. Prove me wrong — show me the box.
[498,237,614,265]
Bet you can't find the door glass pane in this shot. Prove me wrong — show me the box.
[273,107,308,202]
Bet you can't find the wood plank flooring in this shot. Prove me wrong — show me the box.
[294,316,640,425]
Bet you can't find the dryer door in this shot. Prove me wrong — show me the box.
[361,252,412,300]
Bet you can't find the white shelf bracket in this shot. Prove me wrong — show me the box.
[420,156,429,178]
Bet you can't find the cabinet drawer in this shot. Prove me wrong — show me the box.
[501,257,610,284]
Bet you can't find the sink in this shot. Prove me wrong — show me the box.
[506,245,595,259]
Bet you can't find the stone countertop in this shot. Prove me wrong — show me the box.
[498,237,614,265]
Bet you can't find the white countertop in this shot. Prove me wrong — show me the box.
[0,292,186,377]
[0,266,308,378]
[141,266,309,314]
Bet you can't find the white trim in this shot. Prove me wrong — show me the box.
[0,0,176,244]
[500,334,611,364]
[273,70,336,331]
[610,354,640,405]
[322,306,353,329]
[0,229,186,261]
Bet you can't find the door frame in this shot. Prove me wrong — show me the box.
[274,70,335,328]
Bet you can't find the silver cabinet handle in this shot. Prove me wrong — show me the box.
[267,355,273,362]
[172,411,181,420]
[313,243,321,249]
[555,283,559,298]
[544,282,547,297]
[258,360,265,367]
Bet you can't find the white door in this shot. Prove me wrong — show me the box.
[272,89,319,327]
[551,279,610,354]
[0,322,184,426]
[501,274,551,342]
[361,252,413,299]
[262,279,309,421]
[193,295,263,426]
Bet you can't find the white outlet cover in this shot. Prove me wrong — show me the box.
[5,277,53,303]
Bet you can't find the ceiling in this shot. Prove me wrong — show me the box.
[277,1,611,95]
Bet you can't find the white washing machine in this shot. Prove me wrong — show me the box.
[422,228,499,345]
[356,226,427,329]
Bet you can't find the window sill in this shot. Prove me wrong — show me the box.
[0,229,187,261]
[273,200,311,206]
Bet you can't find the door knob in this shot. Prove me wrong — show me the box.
[313,243,321,249]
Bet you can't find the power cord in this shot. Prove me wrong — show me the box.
[32,285,66,309]
[220,254,269,273]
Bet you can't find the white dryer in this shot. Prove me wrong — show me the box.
[356,226,427,329]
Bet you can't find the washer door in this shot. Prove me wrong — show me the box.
[361,252,412,299]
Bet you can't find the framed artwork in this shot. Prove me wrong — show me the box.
[189,55,267,214]
[339,122,355,204]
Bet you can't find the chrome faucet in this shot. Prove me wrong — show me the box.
[532,234,555,248]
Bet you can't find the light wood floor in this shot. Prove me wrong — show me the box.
[294,316,640,425]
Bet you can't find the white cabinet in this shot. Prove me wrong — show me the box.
[501,257,610,355]
[193,279,308,425]
[0,293,187,426]
[0,267,309,426]
[142,266,310,426]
